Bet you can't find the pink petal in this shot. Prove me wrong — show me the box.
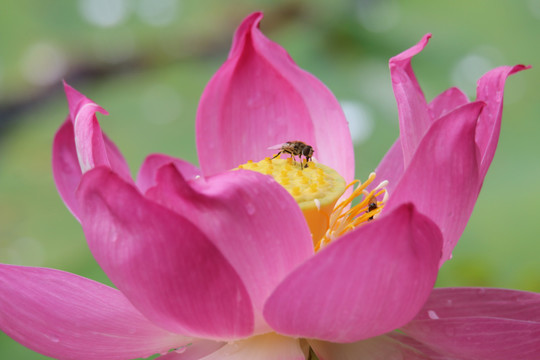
[428,87,470,120]
[62,81,131,181]
[389,34,432,166]
[196,12,354,183]
[146,164,313,333]
[373,138,404,195]
[52,117,130,221]
[310,335,437,360]
[474,65,530,178]
[0,264,187,360]
[263,203,442,343]
[386,101,485,265]
[52,119,84,221]
[76,167,253,340]
[374,87,469,195]
[136,153,201,193]
[161,334,305,360]
[403,287,540,360]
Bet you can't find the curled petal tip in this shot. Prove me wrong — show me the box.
[389,33,431,66]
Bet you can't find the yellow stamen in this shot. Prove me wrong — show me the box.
[236,157,387,250]
[316,173,388,251]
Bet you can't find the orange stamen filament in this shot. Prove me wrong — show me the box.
[315,172,388,251]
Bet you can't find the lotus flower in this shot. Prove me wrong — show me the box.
[1,12,539,360]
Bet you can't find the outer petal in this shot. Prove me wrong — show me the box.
[263,203,443,343]
[53,83,132,220]
[159,334,305,360]
[475,65,530,178]
[63,81,131,179]
[386,101,485,265]
[136,153,202,193]
[373,87,469,195]
[0,265,187,360]
[389,34,432,166]
[77,167,253,340]
[196,12,354,183]
[52,119,84,220]
[146,164,313,333]
[403,288,540,360]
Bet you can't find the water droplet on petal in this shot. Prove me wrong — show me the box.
[427,310,439,320]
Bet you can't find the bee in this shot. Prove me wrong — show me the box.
[367,200,378,221]
[270,141,314,168]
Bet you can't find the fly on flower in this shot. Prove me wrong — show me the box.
[270,141,314,169]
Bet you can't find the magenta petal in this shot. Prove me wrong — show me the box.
[389,34,432,166]
[146,165,313,332]
[196,12,354,183]
[52,119,84,221]
[475,65,530,178]
[403,288,540,360]
[136,153,202,193]
[428,87,470,120]
[62,81,131,182]
[373,138,404,195]
[387,101,485,265]
[76,167,253,339]
[0,264,187,360]
[263,203,442,343]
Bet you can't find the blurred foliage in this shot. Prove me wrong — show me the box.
[0,0,539,358]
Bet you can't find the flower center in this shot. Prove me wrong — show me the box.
[237,157,387,250]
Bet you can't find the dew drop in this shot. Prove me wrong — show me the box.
[427,310,439,320]
[47,334,60,343]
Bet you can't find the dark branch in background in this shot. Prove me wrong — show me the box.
[0,3,306,140]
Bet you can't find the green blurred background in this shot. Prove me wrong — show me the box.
[0,0,538,358]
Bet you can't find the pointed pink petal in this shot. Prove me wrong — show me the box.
[162,334,305,360]
[310,335,437,360]
[76,167,253,340]
[62,81,131,182]
[386,101,485,265]
[475,65,530,178]
[52,117,131,221]
[403,287,540,360]
[136,154,201,193]
[428,87,470,120]
[263,203,442,342]
[196,12,354,183]
[146,164,313,333]
[389,34,432,166]
[373,87,470,195]
[0,264,187,360]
